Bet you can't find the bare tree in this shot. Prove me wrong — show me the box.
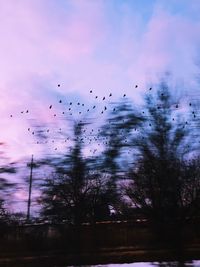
[41,122,112,224]
[125,80,191,234]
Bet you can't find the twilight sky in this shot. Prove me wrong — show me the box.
[1,0,200,161]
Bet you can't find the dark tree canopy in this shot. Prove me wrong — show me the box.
[41,122,113,224]
[125,81,192,226]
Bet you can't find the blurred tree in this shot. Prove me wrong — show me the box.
[181,158,200,220]
[0,143,17,224]
[41,122,111,225]
[99,99,143,215]
[86,173,111,222]
[101,98,143,175]
[125,81,190,233]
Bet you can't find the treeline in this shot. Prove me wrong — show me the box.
[1,79,200,232]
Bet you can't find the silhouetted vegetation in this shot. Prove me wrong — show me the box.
[11,80,191,253]
[20,80,199,231]
[0,143,16,224]
[40,122,112,225]
[1,78,200,260]
[125,83,188,223]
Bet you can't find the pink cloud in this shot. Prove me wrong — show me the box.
[0,1,199,161]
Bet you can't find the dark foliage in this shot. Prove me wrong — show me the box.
[41,122,112,224]
[124,81,193,230]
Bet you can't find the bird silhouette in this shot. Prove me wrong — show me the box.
[103,97,105,100]
[135,85,138,88]
[49,105,52,109]
[90,90,92,93]
[123,94,126,97]
[59,100,62,103]
[109,93,112,97]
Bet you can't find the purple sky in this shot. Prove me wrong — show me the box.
[1,0,200,160]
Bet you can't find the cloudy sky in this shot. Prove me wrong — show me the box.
[0,0,200,160]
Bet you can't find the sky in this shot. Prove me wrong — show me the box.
[1,0,200,162]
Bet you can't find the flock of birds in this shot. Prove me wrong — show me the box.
[7,85,131,155]
[7,84,200,157]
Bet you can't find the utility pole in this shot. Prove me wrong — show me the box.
[27,154,34,222]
